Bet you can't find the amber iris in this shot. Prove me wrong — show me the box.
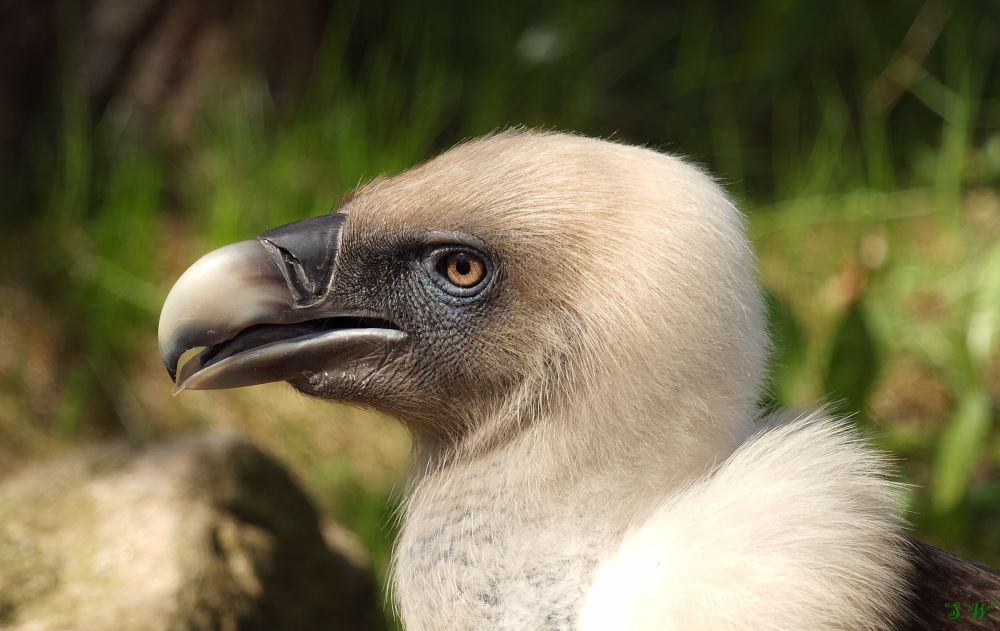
[443,251,486,288]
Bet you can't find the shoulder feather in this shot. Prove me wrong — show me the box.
[579,413,912,630]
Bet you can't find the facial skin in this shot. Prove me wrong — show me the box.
[287,224,516,439]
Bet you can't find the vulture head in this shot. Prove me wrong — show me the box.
[158,130,997,629]
[160,131,765,463]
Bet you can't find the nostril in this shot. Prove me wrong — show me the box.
[256,213,346,306]
[260,240,318,300]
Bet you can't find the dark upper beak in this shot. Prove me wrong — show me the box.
[157,213,404,392]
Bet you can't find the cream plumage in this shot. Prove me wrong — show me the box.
[158,130,997,630]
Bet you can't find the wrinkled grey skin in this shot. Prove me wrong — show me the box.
[294,224,513,431]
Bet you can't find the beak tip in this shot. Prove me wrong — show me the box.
[161,347,180,384]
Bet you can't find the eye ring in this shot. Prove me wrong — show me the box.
[423,245,493,297]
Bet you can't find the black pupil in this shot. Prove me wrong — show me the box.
[454,253,471,275]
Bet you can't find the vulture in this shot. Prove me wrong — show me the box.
[158,130,998,630]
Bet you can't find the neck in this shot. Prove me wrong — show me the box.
[392,401,750,630]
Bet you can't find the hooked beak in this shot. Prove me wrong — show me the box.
[157,213,405,392]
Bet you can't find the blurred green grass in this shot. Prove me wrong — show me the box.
[1,1,998,627]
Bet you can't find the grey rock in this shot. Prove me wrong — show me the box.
[0,431,383,631]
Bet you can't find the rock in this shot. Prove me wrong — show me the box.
[0,430,384,631]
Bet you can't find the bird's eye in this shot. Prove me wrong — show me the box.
[421,241,493,298]
[438,251,486,288]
